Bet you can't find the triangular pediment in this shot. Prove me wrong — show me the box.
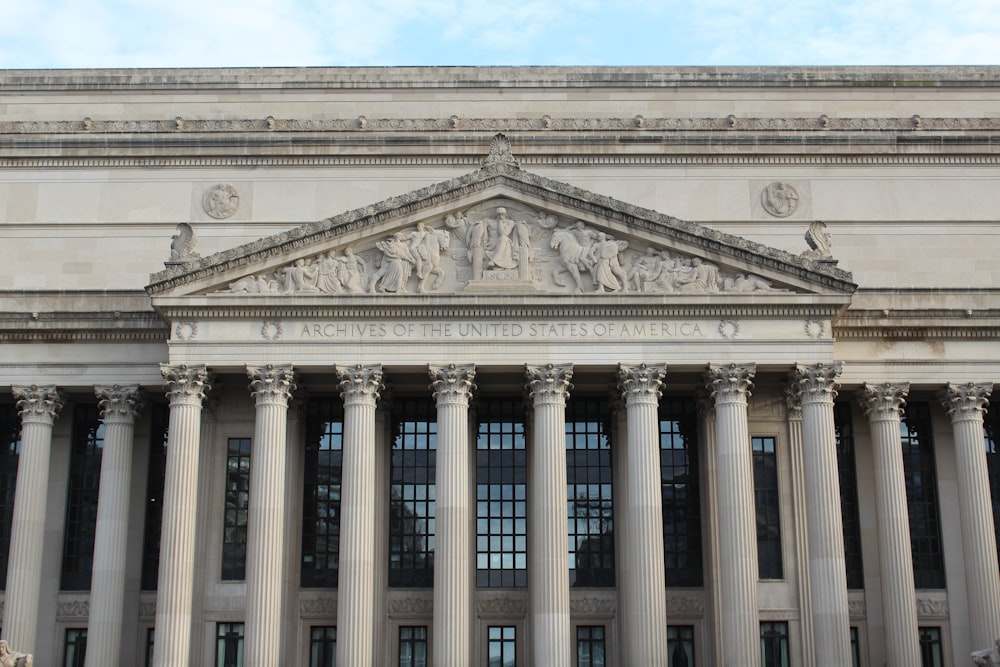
[147,138,855,302]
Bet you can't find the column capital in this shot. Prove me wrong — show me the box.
[706,363,756,405]
[784,385,803,422]
[337,364,384,407]
[792,362,843,406]
[247,364,297,407]
[160,364,212,407]
[95,384,145,424]
[858,382,909,421]
[429,364,477,407]
[939,382,993,423]
[526,363,573,406]
[618,363,666,406]
[12,385,64,425]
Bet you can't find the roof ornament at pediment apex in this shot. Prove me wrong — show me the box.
[481,133,520,169]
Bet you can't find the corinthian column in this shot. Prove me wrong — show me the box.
[152,364,211,667]
[525,363,574,667]
[429,364,476,667]
[706,363,758,666]
[939,382,1000,648]
[85,384,144,667]
[336,364,384,667]
[3,385,63,653]
[858,382,920,666]
[244,365,296,667]
[618,363,668,666]
[792,363,851,667]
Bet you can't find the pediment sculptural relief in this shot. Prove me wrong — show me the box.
[223,201,791,296]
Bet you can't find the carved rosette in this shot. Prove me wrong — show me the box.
[429,363,477,407]
[337,364,384,407]
[247,364,296,407]
[525,363,573,407]
[95,384,145,424]
[160,364,212,407]
[791,362,843,407]
[12,384,64,425]
[706,363,756,406]
[938,382,993,423]
[618,363,666,407]
[858,382,909,422]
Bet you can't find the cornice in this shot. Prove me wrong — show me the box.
[0,309,168,342]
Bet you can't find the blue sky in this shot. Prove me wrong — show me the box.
[1,0,998,69]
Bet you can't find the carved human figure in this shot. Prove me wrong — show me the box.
[628,247,663,292]
[282,258,321,293]
[338,247,368,293]
[676,257,720,293]
[591,232,629,292]
[401,222,432,279]
[803,220,833,259]
[550,226,592,292]
[486,207,518,270]
[972,639,1000,666]
[0,640,33,667]
[317,251,344,293]
[370,233,416,293]
[724,273,777,293]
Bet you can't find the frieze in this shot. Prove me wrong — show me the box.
[300,596,338,617]
[916,596,949,619]
[57,597,90,620]
[666,595,705,616]
[847,598,867,619]
[570,596,617,614]
[203,184,240,219]
[388,597,435,615]
[477,595,527,616]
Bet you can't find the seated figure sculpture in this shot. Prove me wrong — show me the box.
[0,640,32,667]
[973,639,1000,666]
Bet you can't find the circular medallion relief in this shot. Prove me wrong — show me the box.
[261,321,283,341]
[203,184,239,219]
[174,321,197,341]
[761,182,799,218]
[718,319,740,340]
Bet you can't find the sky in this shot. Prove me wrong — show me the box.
[1,0,998,69]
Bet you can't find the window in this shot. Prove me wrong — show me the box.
[61,404,103,590]
[753,436,783,580]
[0,404,21,591]
[667,625,695,667]
[660,398,702,587]
[216,622,244,667]
[983,407,1000,567]
[145,628,155,667]
[566,398,614,587]
[141,403,169,590]
[302,398,344,588]
[901,403,946,589]
[487,625,516,667]
[64,628,87,667]
[576,625,606,667]
[835,402,865,589]
[309,626,336,667]
[399,626,428,667]
[222,437,251,581]
[390,398,436,588]
[476,399,527,588]
[760,621,789,667]
[919,627,944,667]
[850,626,861,667]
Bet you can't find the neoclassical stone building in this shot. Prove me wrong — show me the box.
[1,66,999,667]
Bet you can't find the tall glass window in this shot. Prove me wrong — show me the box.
[476,398,527,588]
[753,436,783,580]
[667,625,695,667]
[834,402,865,589]
[850,626,861,667]
[0,404,21,591]
[983,407,1000,567]
[302,397,343,588]
[309,626,336,667]
[566,398,614,587]
[216,622,244,667]
[919,627,944,667]
[398,626,428,667]
[390,398,436,588]
[902,402,946,589]
[487,625,516,667]
[575,625,606,667]
[61,404,103,591]
[760,621,789,667]
[221,437,251,581]
[64,628,87,667]
[145,628,155,667]
[660,397,702,587]
[141,403,169,590]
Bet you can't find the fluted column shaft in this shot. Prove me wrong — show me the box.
[85,385,144,667]
[794,363,851,666]
[3,385,63,653]
[618,363,669,667]
[707,363,758,667]
[526,364,574,667]
[859,382,920,666]
[430,364,476,667]
[336,364,384,667]
[153,365,211,667]
[244,365,296,667]
[940,382,1000,647]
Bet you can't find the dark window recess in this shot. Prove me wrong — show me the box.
[760,621,789,667]
[216,622,244,667]
[398,625,428,667]
[902,403,946,589]
[0,404,21,591]
[309,626,336,667]
[302,398,344,588]
[835,402,865,589]
[566,398,614,588]
[919,626,944,667]
[753,436,783,580]
[140,403,169,590]
[221,437,251,581]
[389,398,437,588]
[576,625,606,667]
[667,625,695,667]
[660,397,703,587]
[61,405,103,591]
